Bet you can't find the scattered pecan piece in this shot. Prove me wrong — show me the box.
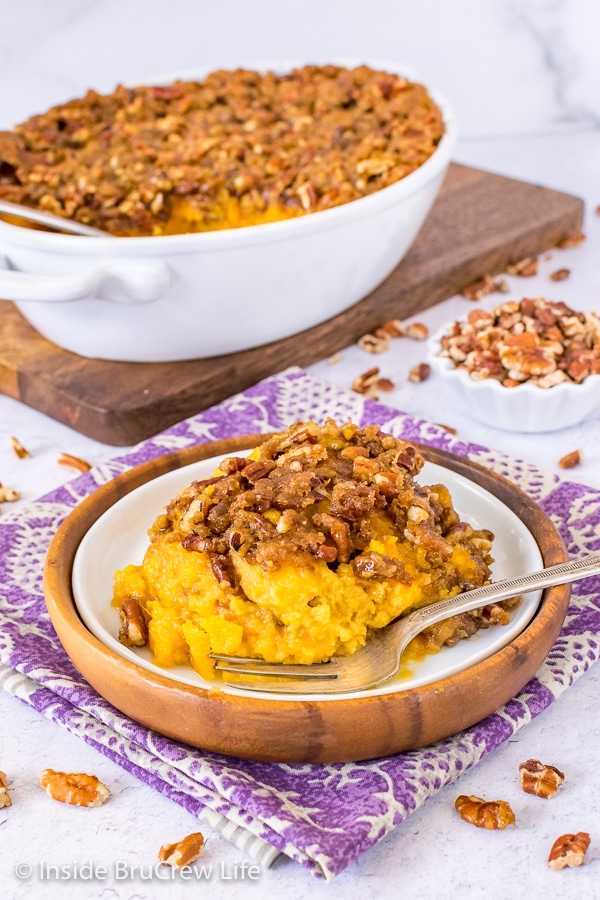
[40,769,110,807]
[557,232,586,248]
[358,332,389,354]
[10,436,31,458]
[408,362,431,383]
[506,256,539,277]
[559,450,582,469]
[434,423,457,434]
[327,352,342,365]
[158,832,205,868]
[519,758,565,798]
[404,322,429,340]
[0,484,20,503]
[376,319,405,338]
[0,771,12,808]
[548,832,590,870]
[455,794,516,829]
[461,273,497,301]
[550,268,570,282]
[57,452,92,472]
[352,367,395,398]
[118,597,149,647]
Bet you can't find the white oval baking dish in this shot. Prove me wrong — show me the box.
[0,62,456,362]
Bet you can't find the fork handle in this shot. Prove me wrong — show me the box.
[407,551,600,632]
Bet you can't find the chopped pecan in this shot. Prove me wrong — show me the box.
[352,367,382,397]
[242,459,277,482]
[40,769,110,807]
[0,484,20,503]
[57,452,92,472]
[0,771,11,808]
[434,423,457,434]
[408,362,431,383]
[506,256,538,276]
[438,297,600,388]
[159,832,205,868]
[10,436,30,458]
[519,759,565,798]
[559,450,582,469]
[182,534,229,554]
[480,602,511,625]
[312,512,351,563]
[548,832,590,870]
[376,319,404,338]
[327,352,342,364]
[455,795,515,829]
[209,554,235,585]
[404,322,429,340]
[550,268,570,282]
[296,181,316,210]
[118,597,149,647]
[218,456,249,475]
[461,273,497,301]
[352,550,406,579]
[557,232,586,248]
[358,332,389,354]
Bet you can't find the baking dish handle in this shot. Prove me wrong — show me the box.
[0,258,171,303]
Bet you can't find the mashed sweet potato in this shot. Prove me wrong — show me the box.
[113,420,510,681]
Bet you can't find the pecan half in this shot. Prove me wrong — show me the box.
[408,362,431,383]
[118,597,149,647]
[548,832,590,870]
[455,795,516,829]
[40,769,110,807]
[519,758,565,798]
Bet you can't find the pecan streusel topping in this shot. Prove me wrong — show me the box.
[0,65,444,236]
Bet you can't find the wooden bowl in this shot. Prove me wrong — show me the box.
[43,436,570,764]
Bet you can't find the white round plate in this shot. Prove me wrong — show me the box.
[72,454,543,702]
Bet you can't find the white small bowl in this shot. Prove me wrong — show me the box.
[0,61,456,363]
[428,323,600,433]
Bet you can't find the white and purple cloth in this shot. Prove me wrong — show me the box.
[1,369,599,880]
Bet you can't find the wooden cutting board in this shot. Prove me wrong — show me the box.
[0,163,584,446]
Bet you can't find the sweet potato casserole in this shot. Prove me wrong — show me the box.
[0,65,444,236]
[113,420,513,682]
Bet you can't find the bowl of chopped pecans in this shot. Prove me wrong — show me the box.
[428,298,600,433]
[0,61,456,363]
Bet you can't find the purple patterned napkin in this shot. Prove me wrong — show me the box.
[1,368,599,880]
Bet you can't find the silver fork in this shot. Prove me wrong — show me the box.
[211,552,600,693]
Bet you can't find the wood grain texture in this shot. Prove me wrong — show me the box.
[43,436,570,764]
[1,163,584,445]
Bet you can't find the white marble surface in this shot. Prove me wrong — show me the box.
[2,2,600,898]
